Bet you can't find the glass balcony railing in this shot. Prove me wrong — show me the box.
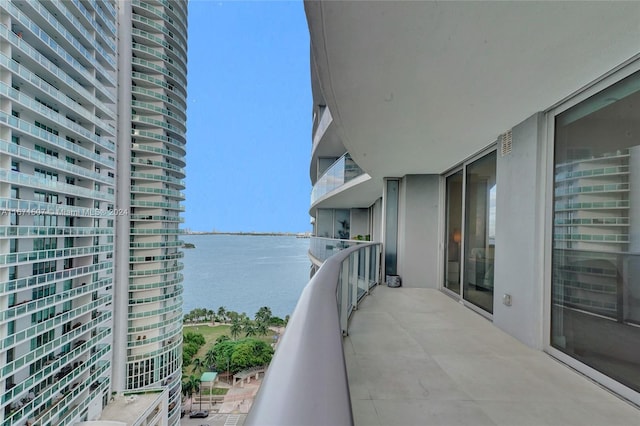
[0,83,115,151]
[0,261,113,294]
[61,0,116,51]
[0,139,113,185]
[0,26,114,117]
[247,243,381,426]
[311,153,365,204]
[0,54,115,133]
[309,236,370,263]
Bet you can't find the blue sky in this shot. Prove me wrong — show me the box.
[185,1,311,233]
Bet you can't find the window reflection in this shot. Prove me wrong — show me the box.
[552,69,640,392]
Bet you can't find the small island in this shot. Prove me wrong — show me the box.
[183,243,196,249]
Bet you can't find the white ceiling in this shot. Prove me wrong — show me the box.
[305,1,640,178]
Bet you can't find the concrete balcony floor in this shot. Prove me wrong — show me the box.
[344,286,640,426]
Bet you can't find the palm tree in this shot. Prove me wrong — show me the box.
[204,347,217,371]
[244,321,256,337]
[227,310,239,323]
[191,357,205,374]
[255,306,272,324]
[284,315,290,327]
[256,321,268,336]
[217,306,227,323]
[230,318,242,340]
[182,375,200,411]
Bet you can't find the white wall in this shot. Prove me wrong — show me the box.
[493,113,546,349]
[397,175,440,288]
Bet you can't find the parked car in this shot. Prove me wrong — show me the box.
[189,410,209,418]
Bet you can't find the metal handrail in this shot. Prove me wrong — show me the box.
[246,243,381,426]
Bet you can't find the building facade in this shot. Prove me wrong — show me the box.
[307,1,640,408]
[0,1,186,424]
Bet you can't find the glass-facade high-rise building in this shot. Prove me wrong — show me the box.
[0,1,187,424]
[116,0,187,423]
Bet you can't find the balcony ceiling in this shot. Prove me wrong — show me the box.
[305,1,640,178]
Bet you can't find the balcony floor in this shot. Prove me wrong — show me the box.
[344,286,640,426]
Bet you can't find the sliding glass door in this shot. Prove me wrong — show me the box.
[463,152,497,313]
[551,69,640,393]
[443,151,497,314]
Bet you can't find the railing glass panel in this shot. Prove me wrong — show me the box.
[311,153,364,204]
[309,236,369,263]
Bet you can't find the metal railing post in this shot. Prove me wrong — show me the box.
[340,258,350,335]
[375,245,381,285]
[351,250,359,310]
[364,246,371,294]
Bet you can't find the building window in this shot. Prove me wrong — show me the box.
[34,168,59,181]
[35,144,59,158]
[551,68,640,393]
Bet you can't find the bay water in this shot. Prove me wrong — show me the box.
[180,234,311,319]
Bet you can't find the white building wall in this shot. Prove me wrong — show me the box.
[397,175,440,288]
[493,113,546,349]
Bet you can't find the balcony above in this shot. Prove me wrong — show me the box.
[311,153,363,201]
[310,106,348,184]
[311,153,381,210]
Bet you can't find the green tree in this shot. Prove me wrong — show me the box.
[227,310,239,323]
[269,316,285,327]
[215,334,230,344]
[217,306,227,323]
[284,315,290,326]
[210,338,274,375]
[244,321,256,337]
[255,306,272,324]
[182,331,206,366]
[204,347,217,371]
[191,357,205,374]
[182,375,200,410]
[183,331,205,346]
[230,319,242,340]
[256,321,268,336]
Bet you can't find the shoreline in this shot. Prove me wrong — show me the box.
[184,231,310,237]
